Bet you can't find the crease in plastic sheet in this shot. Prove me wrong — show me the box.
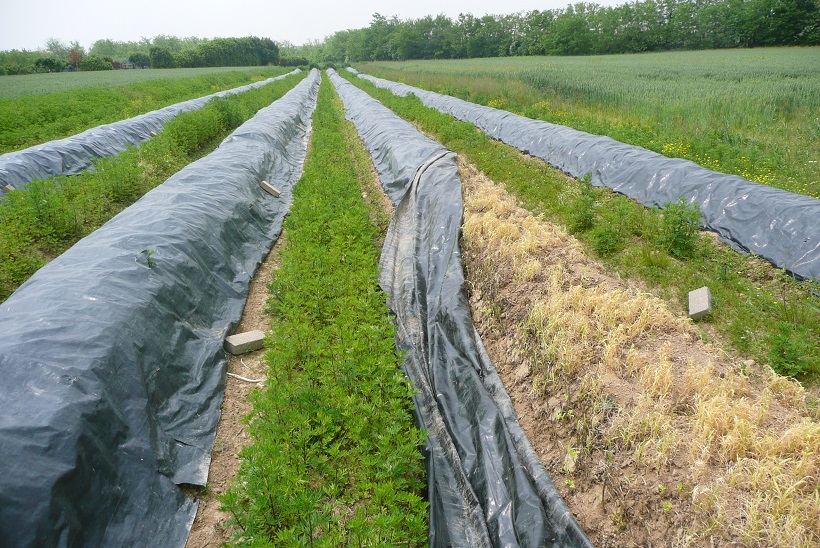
[0,68,321,547]
[0,68,302,192]
[329,69,592,548]
[355,71,820,282]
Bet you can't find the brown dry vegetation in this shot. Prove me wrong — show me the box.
[458,158,819,547]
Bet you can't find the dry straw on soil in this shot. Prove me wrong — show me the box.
[458,159,819,547]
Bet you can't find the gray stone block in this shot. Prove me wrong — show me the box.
[260,180,281,198]
[688,286,712,320]
[224,330,265,355]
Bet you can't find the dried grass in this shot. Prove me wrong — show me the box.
[459,159,819,547]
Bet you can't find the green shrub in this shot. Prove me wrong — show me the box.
[127,53,150,68]
[658,197,701,258]
[35,57,65,73]
[591,223,626,256]
[568,173,597,233]
[768,322,818,378]
[148,46,175,69]
[79,56,113,72]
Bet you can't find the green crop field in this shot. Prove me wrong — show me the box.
[357,47,820,199]
[221,78,427,544]
[0,66,291,152]
[0,66,290,98]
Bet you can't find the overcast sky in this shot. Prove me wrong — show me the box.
[0,0,625,52]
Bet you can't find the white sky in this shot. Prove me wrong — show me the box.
[0,0,625,52]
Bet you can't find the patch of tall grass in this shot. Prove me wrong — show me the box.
[0,66,290,99]
[357,48,820,199]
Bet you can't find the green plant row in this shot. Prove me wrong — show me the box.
[220,77,428,545]
[0,66,291,152]
[0,72,306,302]
[339,70,820,383]
[357,49,820,200]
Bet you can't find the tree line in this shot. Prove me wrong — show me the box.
[2,0,817,75]
[0,36,279,75]
[291,0,818,63]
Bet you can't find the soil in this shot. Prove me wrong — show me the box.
[185,235,285,547]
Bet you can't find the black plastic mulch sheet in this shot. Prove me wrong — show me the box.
[329,69,592,548]
[355,71,820,281]
[0,68,301,192]
[0,69,320,547]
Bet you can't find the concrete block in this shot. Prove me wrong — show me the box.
[688,286,712,320]
[2,185,15,193]
[260,180,280,198]
[224,330,265,355]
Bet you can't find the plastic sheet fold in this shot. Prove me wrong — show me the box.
[355,71,820,281]
[0,69,320,547]
[329,68,591,547]
[0,69,301,191]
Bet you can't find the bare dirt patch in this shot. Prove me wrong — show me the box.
[185,235,285,547]
[458,158,819,547]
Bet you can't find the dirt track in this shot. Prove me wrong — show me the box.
[185,236,284,547]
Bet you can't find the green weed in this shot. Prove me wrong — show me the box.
[768,322,818,378]
[568,173,597,233]
[658,197,702,258]
[591,224,626,256]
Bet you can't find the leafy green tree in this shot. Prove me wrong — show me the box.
[89,39,120,60]
[545,5,596,55]
[34,57,65,72]
[44,38,69,60]
[149,46,174,68]
[128,52,150,67]
[744,0,818,46]
[79,55,113,71]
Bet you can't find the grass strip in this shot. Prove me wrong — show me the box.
[0,66,291,152]
[0,72,306,302]
[219,76,428,545]
[340,70,820,386]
